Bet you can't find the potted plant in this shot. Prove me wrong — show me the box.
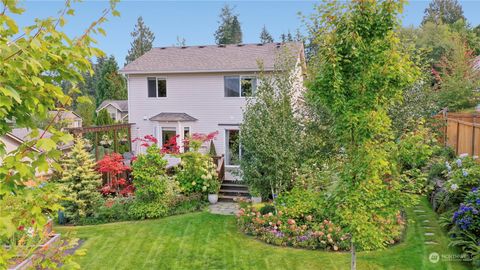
[99,134,112,148]
[119,134,128,145]
[83,139,92,151]
[207,178,220,204]
[250,188,262,204]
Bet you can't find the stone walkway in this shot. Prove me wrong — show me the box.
[209,202,239,215]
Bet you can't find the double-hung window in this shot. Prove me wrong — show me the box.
[224,76,257,97]
[147,77,167,98]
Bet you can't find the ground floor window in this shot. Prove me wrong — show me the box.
[162,127,177,151]
[225,129,241,166]
[183,127,190,152]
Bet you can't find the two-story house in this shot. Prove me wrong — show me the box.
[96,100,129,123]
[120,42,305,179]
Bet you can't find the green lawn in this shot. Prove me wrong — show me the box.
[58,198,470,270]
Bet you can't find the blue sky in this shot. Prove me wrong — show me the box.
[12,0,480,66]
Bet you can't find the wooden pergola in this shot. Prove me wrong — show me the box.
[67,123,134,160]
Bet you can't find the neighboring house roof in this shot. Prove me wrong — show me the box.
[2,132,40,152]
[10,128,74,151]
[96,100,128,113]
[120,42,303,74]
[49,110,82,121]
[149,112,198,122]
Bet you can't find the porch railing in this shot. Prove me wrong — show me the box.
[213,155,225,182]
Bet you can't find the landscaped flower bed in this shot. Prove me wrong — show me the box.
[237,204,350,251]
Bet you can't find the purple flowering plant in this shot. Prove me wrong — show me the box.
[445,156,480,195]
[452,187,480,234]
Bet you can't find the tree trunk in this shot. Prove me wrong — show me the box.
[351,242,356,270]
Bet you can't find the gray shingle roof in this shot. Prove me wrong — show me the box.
[149,113,198,122]
[97,100,128,112]
[10,128,74,151]
[120,42,303,74]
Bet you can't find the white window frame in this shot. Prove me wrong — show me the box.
[182,126,191,152]
[160,126,177,146]
[224,75,257,97]
[147,77,167,98]
[225,129,241,167]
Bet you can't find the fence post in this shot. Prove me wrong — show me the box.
[456,122,460,155]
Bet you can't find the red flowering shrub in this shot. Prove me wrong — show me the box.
[183,131,219,152]
[161,134,180,154]
[132,134,158,148]
[97,153,133,196]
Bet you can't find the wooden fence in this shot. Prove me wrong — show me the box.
[438,112,480,156]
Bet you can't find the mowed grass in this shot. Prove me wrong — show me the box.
[57,198,470,270]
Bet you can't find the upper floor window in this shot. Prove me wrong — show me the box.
[148,77,167,98]
[224,76,257,97]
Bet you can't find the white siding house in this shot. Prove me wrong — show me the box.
[96,100,129,123]
[120,43,305,178]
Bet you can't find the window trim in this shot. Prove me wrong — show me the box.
[224,75,257,97]
[160,126,177,146]
[147,77,167,98]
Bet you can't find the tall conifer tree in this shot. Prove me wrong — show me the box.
[125,16,155,64]
[214,5,243,44]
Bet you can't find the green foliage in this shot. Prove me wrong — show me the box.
[128,200,170,220]
[75,95,96,127]
[397,122,437,170]
[176,151,219,194]
[214,4,242,44]
[81,197,134,225]
[0,0,119,267]
[433,39,480,111]
[125,16,155,65]
[308,0,420,250]
[421,0,465,25]
[276,187,325,221]
[60,139,103,223]
[240,50,301,199]
[259,25,274,43]
[132,144,174,202]
[259,204,276,215]
[96,109,114,125]
[95,55,126,106]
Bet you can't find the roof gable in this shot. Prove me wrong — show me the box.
[96,100,128,112]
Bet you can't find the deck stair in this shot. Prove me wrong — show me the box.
[218,180,250,202]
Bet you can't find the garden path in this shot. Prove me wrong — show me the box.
[208,202,239,215]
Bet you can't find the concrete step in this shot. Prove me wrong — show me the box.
[221,183,248,189]
[220,189,249,194]
[218,194,249,202]
[222,180,246,185]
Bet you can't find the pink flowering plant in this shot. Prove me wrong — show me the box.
[236,204,350,251]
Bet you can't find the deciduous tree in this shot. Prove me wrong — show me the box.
[308,1,420,267]
[422,0,465,25]
[240,48,302,199]
[0,0,119,266]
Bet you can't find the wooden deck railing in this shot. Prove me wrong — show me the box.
[213,155,225,182]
